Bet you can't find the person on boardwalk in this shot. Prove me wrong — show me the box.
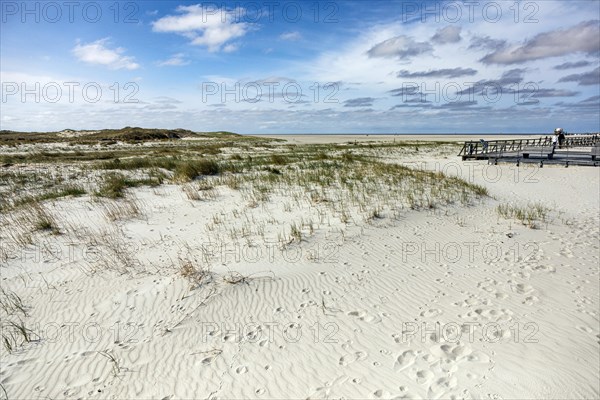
[554,128,565,150]
[479,138,488,152]
[558,130,565,148]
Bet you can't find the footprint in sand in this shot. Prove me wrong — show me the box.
[523,295,539,305]
[454,296,490,308]
[495,292,509,300]
[347,310,366,318]
[427,376,458,399]
[339,351,367,366]
[396,387,417,399]
[223,334,237,342]
[246,329,261,341]
[416,370,435,385]
[373,389,392,398]
[429,342,482,364]
[308,375,350,398]
[394,350,417,372]
[559,247,575,258]
[419,308,442,318]
[464,308,514,323]
[513,283,534,295]
[533,264,556,273]
[576,325,593,333]
[202,356,215,365]
[347,310,382,323]
[477,278,499,293]
[466,351,491,364]
[236,366,248,374]
[466,371,480,380]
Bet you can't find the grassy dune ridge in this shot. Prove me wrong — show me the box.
[0,131,488,359]
[0,130,483,212]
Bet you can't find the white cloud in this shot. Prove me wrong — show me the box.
[72,38,139,70]
[367,35,432,59]
[431,26,461,44]
[481,20,600,65]
[302,23,439,88]
[152,5,250,52]
[557,67,600,86]
[157,53,190,67]
[280,31,302,41]
[222,43,239,53]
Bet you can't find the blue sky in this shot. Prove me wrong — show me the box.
[1,0,599,133]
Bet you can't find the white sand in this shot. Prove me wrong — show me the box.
[1,139,598,399]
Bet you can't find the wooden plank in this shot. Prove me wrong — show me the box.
[592,145,600,160]
[522,146,554,159]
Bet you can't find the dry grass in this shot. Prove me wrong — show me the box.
[181,184,201,200]
[222,271,251,285]
[497,202,550,229]
[2,201,61,247]
[2,319,38,353]
[179,260,213,289]
[90,229,142,274]
[0,287,28,317]
[1,136,490,283]
[30,203,60,234]
[98,350,122,377]
[1,287,37,353]
[101,198,141,221]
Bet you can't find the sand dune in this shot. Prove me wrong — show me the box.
[0,136,598,399]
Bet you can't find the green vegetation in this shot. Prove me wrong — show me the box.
[13,186,86,207]
[96,173,160,198]
[1,133,483,226]
[173,160,221,182]
[497,202,549,228]
[32,205,59,233]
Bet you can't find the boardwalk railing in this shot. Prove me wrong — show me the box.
[459,135,600,159]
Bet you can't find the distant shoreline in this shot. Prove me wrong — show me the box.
[250,132,599,136]
[256,132,598,144]
[251,133,548,136]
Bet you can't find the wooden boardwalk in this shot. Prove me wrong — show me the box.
[458,135,600,166]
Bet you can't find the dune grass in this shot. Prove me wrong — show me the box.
[497,202,549,228]
[0,135,489,361]
[95,173,161,198]
[1,136,487,265]
[0,287,37,354]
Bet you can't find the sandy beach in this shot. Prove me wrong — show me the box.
[258,134,543,145]
[0,132,598,399]
[3,0,600,397]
